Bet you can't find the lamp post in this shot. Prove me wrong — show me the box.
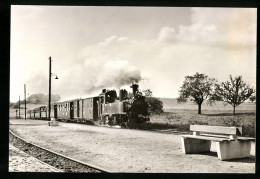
[18,95,20,119]
[24,84,26,120]
[48,56,58,121]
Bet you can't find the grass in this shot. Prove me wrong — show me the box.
[133,99,256,137]
[145,101,256,137]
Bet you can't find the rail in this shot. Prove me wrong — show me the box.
[9,130,113,173]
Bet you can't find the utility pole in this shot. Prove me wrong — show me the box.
[18,95,20,119]
[48,56,52,121]
[24,84,26,120]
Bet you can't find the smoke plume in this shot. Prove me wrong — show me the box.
[56,59,141,99]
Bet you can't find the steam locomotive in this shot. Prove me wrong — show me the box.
[29,84,150,127]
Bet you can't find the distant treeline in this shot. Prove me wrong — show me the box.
[10,93,61,108]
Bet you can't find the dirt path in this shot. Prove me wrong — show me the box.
[9,119,255,173]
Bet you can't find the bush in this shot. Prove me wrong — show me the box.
[12,100,25,109]
[146,97,164,115]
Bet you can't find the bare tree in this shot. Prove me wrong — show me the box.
[214,75,254,115]
[177,72,216,114]
[143,89,153,97]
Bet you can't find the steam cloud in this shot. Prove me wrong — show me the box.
[84,60,141,92]
[56,58,141,99]
[24,36,142,100]
[48,35,143,100]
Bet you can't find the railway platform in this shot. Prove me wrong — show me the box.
[9,119,255,173]
[9,144,62,172]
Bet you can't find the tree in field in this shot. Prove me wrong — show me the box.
[27,93,61,104]
[214,75,255,115]
[177,72,216,114]
[143,89,164,115]
[12,100,25,109]
[249,93,256,103]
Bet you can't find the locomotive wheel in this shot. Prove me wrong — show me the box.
[121,122,128,128]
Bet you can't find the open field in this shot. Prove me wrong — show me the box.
[147,110,255,137]
[159,98,256,111]
[138,99,256,137]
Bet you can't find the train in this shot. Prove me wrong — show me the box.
[28,83,150,127]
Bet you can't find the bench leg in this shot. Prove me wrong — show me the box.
[216,140,251,160]
[182,137,211,154]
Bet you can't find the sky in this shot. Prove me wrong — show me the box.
[10,6,257,102]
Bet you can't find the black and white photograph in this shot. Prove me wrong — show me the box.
[9,5,256,173]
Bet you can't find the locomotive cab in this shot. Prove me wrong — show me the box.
[99,89,128,125]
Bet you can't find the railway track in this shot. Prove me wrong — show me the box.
[9,130,112,173]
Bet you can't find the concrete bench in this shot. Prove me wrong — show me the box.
[181,125,255,160]
[48,118,59,126]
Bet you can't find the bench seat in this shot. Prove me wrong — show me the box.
[181,125,254,160]
[181,134,233,142]
[197,133,255,141]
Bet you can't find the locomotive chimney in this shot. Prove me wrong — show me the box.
[131,84,139,96]
[119,88,122,101]
[119,89,124,101]
[102,89,106,93]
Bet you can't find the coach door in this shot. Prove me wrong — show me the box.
[40,107,42,118]
[70,102,74,119]
[54,105,58,119]
[77,101,80,117]
[93,97,99,121]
